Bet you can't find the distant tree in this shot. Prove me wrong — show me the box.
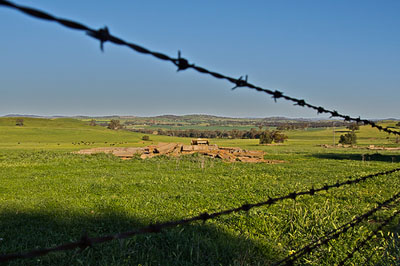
[347,123,360,131]
[272,131,288,143]
[259,130,273,144]
[396,122,400,127]
[249,128,259,139]
[230,129,242,139]
[339,131,357,145]
[260,130,288,144]
[142,135,150,141]
[107,119,121,130]
[89,119,96,126]
[15,118,24,126]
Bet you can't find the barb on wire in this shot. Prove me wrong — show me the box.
[0,0,399,135]
[87,26,110,52]
[174,50,192,71]
[275,191,400,265]
[1,168,399,263]
[232,75,248,90]
[338,209,400,266]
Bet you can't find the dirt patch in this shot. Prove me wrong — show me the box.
[366,145,400,151]
[75,141,285,164]
[75,147,144,160]
[320,144,400,151]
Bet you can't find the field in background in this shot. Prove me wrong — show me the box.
[1,116,399,150]
[78,114,353,131]
[1,117,400,265]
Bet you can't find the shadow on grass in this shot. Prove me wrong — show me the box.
[312,153,400,163]
[0,210,271,266]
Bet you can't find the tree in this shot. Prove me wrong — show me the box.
[249,128,259,139]
[347,123,360,131]
[15,118,24,126]
[107,119,121,130]
[339,131,357,145]
[142,135,150,141]
[396,122,400,127]
[260,130,288,144]
[272,131,288,143]
[259,130,273,144]
[89,119,96,126]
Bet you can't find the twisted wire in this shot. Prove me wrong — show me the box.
[338,209,400,266]
[275,191,400,265]
[0,0,399,135]
[0,168,399,262]
[1,1,400,263]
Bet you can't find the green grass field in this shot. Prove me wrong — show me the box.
[1,117,400,265]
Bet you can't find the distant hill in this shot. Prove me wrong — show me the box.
[3,114,398,122]
[4,114,45,118]
[3,114,69,118]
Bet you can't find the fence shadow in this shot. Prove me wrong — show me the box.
[312,153,400,163]
[0,209,271,265]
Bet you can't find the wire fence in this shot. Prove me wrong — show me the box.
[0,0,399,136]
[338,208,400,265]
[275,190,400,265]
[0,168,399,263]
[1,0,400,264]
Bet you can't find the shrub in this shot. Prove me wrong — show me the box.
[15,118,24,126]
[142,135,150,141]
[339,131,357,145]
[89,119,96,126]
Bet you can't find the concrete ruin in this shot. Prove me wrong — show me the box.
[75,139,284,163]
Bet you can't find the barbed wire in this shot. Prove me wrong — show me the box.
[1,1,400,263]
[1,168,399,263]
[338,209,400,266]
[275,191,400,265]
[0,0,399,135]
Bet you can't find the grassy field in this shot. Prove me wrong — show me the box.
[1,117,400,265]
[81,114,354,132]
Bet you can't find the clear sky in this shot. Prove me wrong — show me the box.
[1,0,399,118]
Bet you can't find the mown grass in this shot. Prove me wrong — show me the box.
[0,117,400,265]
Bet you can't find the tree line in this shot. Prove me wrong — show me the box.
[124,120,352,129]
[129,127,288,143]
[92,119,400,145]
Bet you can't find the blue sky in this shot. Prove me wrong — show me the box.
[1,0,399,118]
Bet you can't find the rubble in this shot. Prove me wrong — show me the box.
[75,138,285,163]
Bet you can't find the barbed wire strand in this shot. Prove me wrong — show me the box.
[338,209,400,266]
[0,168,399,263]
[0,0,399,136]
[275,191,400,265]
